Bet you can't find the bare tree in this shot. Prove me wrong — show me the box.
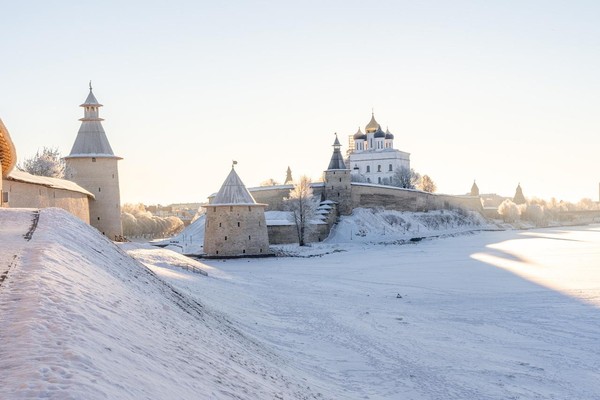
[418,174,437,193]
[391,167,421,189]
[284,176,317,246]
[19,147,65,178]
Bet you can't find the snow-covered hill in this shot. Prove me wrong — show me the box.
[161,208,495,255]
[0,208,327,399]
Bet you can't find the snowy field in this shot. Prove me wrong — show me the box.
[1,208,600,399]
[142,225,600,399]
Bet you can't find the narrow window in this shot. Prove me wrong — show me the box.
[248,206,251,212]
[248,235,251,240]
[230,206,233,212]
[366,166,370,173]
[219,222,222,227]
[260,248,263,253]
[216,250,219,255]
[378,177,381,184]
[237,222,240,227]
[225,236,228,241]
[99,187,101,192]
[339,178,342,182]
[213,207,216,212]
[377,165,381,172]
[389,164,392,171]
[243,249,246,254]
[92,157,96,162]
[98,217,100,221]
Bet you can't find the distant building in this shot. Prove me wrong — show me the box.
[203,165,269,257]
[513,183,526,205]
[64,84,123,239]
[0,119,17,207]
[347,113,410,184]
[324,134,351,215]
[284,166,293,185]
[470,181,480,196]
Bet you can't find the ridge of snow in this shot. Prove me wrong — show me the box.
[0,208,327,399]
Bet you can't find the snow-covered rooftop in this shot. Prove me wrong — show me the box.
[7,169,95,197]
[212,167,259,205]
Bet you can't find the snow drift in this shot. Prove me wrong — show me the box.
[0,208,325,399]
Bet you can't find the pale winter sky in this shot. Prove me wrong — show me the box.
[1,1,599,205]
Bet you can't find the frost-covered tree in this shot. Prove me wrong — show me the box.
[19,147,65,178]
[523,204,544,225]
[284,176,317,246]
[121,203,184,238]
[498,199,520,222]
[391,167,421,189]
[418,175,437,193]
[260,178,280,186]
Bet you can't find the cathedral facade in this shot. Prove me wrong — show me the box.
[346,113,410,185]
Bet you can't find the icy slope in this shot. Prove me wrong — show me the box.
[0,208,326,400]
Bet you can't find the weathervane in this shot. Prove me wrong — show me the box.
[89,80,93,91]
[232,160,238,169]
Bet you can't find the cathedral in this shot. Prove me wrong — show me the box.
[346,113,410,185]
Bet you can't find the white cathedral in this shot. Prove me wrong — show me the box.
[346,113,410,184]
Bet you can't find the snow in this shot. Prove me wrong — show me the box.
[3,207,600,399]
[140,225,600,399]
[0,208,326,399]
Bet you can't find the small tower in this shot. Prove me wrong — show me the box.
[203,164,269,257]
[324,133,352,215]
[470,180,480,196]
[284,166,293,185]
[64,83,123,239]
[513,183,526,205]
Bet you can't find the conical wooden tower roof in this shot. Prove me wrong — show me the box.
[213,167,258,205]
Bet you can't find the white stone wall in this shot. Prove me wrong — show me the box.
[2,179,90,222]
[349,150,410,184]
[65,157,122,239]
[203,205,269,257]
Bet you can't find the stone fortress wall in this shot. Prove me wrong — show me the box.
[2,179,91,223]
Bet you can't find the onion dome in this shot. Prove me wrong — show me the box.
[385,128,394,140]
[365,112,379,133]
[374,126,386,138]
[353,127,366,140]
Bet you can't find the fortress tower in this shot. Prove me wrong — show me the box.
[324,134,352,215]
[203,165,269,257]
[64,84,122,239]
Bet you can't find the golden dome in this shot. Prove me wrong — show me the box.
[365,112,379,133]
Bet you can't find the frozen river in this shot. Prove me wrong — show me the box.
[150,225,600,399]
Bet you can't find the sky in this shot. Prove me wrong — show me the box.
[1,0,599,205]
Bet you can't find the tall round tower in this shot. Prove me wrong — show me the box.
[64,84,123,239]
[203,165,269,257]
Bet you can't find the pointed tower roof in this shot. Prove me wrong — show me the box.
[284,166,293,185]
[470,180,480,196]
[327,133,347,170]
[213,166,258,205]
[513,183,526,205]
[365,112,379,133]
[66,85,120,159]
